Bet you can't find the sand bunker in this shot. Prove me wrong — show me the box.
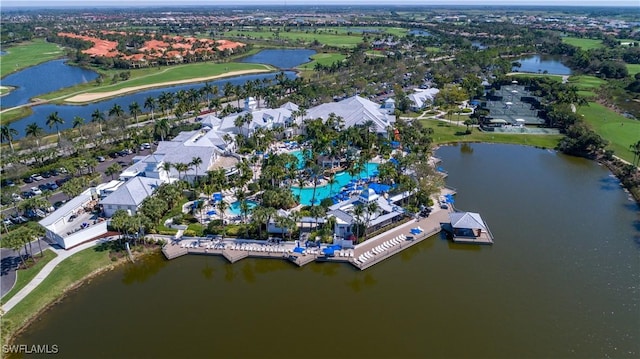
[64,69,271,103]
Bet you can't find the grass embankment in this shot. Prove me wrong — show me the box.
[0,249,58,305]
[297,53,346,70]
[421,119,563,149]
[224,28,363,48]
[0,39,64,78]
[561,37,603,50]
[39,62,273,102]
[577,102,640,163]
[0,107,33,126]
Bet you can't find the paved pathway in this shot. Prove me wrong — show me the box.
[2,237,113,313]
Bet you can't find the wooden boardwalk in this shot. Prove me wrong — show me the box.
[159,188,479,271]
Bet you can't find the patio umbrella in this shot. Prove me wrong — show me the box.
[505,102,513,105]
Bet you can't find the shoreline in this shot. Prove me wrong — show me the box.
[63,68,273,103]
[3,247,161,347]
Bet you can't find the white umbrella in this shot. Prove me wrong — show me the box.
[511,90,518,93]
[505,102,513,105]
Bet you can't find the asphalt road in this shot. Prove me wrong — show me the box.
[1,238,53,298]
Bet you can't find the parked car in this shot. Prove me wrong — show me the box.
[141,142,151,149]
[47,182,59,190]
[30,186,43,195]
[3,218,14,226]
[58,167,68,174]
[38,184,49,191]
[42,171,52,178]
[53,200,66,209]
[31,174,44,181]
[23,176,34,184]
[55,177,70,186]
[22,191,34,199]
[2,179,15,187]
[11,193,23,201]
[97,156,105,162]
[51,169,60,176]
[11,215,28,224]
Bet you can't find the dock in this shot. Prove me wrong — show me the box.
[158,187,495,271]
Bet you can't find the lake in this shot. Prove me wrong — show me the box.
[240,49,316,69]
[13,144,639,359]
[1,59,98,109]
[512,54,572,75]
[6,48,314,138]
[8,71,296,139]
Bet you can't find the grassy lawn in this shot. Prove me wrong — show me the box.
[0,107,34,126]
[626,63,640,76]
[224,29,363,47]
[568,75,605,99]
[1,247,114,339]
[39,62,272,101]
[507,73,564,82]
[577,102,640,163]
[365,50,386,57]
[0,39,64,78]
[297,52,346,70]
[421,119,563,149]
[425,47,442,53]
[0,249,57,305]
[562,37,603,50]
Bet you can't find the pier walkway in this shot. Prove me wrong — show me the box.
[161,188,457,271]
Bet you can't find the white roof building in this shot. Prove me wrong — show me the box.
[100,177,161,217]
[304,96,395,135]
[408,88,439,110]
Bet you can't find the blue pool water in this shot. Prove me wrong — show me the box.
[228,200,258,216]
[291,163,379,205]
[290,150,307,169]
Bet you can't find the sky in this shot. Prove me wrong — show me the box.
[2,0,638,7]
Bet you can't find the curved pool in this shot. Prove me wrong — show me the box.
[227,200,258,216]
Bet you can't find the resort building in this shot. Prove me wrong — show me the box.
[100,177,161,217]
[408,88,439,111]
[216,97,300,138]
[328,188,405,241]
[304,96,396,135]
[39,188,108,249]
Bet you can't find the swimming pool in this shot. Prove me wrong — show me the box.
[290,150,307,169]
[227,200,258,216]
[291,162,379,205]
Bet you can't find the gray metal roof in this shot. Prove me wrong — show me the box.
[449,212,487,230]
[100,177,160,208]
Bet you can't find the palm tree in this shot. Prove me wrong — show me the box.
[144,96,157,121]
[190,156,203,185]
[154,118,170,141]
[25,123,43,148]
[352,204,364,243]
[129,101,141,126]
[108,103,124,119]
[1,124,18,152]
[72,116,85,137]
[91,109,105,134]
[364,201,379,241]
[630,140,640,167]
[46,111,65,140]
[202,82,214,110]
[173,162,191,182]
[216,200,229,240]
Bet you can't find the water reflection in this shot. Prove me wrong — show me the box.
[121,252,167,285]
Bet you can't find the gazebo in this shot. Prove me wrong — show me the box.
[447,211,494,244]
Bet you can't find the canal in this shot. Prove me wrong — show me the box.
[12,144,639,358]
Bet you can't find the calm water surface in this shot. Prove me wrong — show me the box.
[513,54,572,75]
[241,49,316,69]
[1,59,98,109]
[8,48,314,138]
[9,72,296,139]
[15,144,639,358]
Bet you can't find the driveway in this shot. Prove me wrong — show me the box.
[1,239,53,298]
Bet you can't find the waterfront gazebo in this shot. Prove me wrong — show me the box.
[447,211,494,244]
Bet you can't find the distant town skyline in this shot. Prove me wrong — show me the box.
[2,0,639,8]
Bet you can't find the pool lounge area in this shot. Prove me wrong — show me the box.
[291,162,380,205]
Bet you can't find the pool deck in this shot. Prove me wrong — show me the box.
[161,187,462,271]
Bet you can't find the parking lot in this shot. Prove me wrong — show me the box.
[1,144,156,224]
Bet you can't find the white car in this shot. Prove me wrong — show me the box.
[31,174,44,181]
[30,187,43,195]
[11,193,23,201]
